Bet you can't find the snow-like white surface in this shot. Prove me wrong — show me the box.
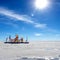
[0,41,60,60]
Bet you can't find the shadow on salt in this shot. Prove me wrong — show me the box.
[16,57,46,60]
[45,48,59,51]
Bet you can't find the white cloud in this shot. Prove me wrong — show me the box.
[31,13,34,17]
[35,33,42,37]
[0,8,34,23]
[34,23,47,28]
[5,22,18,28]
[0,7,47,29]
[55,34,60,36]
[0,21,18,28]
[47,28,59,33]
[22,27,25,31]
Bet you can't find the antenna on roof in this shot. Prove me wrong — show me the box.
[26,36,28,42]
[6,37,8,42]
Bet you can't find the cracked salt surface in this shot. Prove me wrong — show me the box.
[0,41,60,60]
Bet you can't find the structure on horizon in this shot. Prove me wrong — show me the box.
[4,35,29,44]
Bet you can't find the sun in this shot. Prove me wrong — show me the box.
[35,0,49,10]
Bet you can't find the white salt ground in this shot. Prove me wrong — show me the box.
[0,41,60,60]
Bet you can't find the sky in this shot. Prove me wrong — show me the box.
[0,0,60,41]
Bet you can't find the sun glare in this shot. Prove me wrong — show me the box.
[35,0,49,10]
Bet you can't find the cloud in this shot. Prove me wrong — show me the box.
[47,28,59,33]
[22,27,25,31]
[5,22,18,28]
[55,34,60,36]
[35,33,42,37]
[0,21,18,28]
[0,8,34,23]
[34,23,47,28]
[0,7,47,29]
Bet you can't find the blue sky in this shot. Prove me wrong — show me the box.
[0,0,60,41]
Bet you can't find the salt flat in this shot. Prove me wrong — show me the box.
[0,41,60,60]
